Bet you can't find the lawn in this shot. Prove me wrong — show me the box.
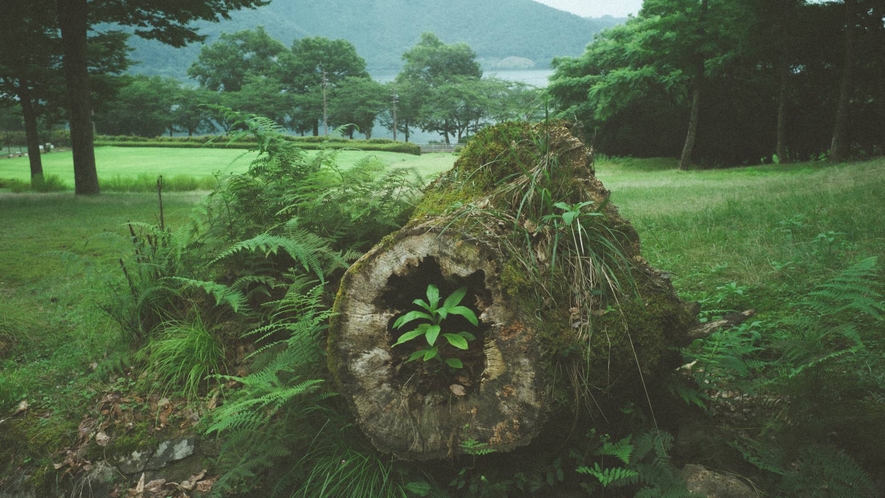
[0,147,456,190]
[595,157,885,302]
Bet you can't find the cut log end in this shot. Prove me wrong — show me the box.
[330,229,551,460]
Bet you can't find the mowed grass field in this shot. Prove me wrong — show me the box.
[0,146,456,190]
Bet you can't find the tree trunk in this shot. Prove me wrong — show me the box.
[776,61,789,162]
[678,0,708,171]
[329,122,696,461]
[57,0,99,195]
[829,0,857,163]
[17,84,44,181]
[679,84,700,170]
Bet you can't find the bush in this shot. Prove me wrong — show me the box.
[0,129,71,148]
[100,174,215,192]
[31,174,68,192]
[93,134,422,155]
[0,175,69,193]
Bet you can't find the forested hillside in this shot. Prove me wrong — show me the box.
[125,0,622,77]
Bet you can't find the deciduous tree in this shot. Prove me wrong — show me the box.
[279,37,369,136]
[56,0,268,194]
[396,32,483,143]
[328,77,386,139]
[96,75,179,137]
[1,0,62,181]
[187,26,285,92]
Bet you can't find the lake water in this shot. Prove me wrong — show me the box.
[369,69,554,87]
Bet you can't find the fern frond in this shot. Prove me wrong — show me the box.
[211,231,338,281]
[802,257,884,320]
[577,463,640,488]
[779,444,877,497]
[168,277,247,313]
[206,379,324,435]
[597,435,635,465]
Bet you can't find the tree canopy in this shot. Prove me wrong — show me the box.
[187,26,286,92]
[548,0,885,166]
[56,0,268,194]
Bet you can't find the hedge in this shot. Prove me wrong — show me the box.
[94,135,422,155]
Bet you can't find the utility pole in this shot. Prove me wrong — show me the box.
[391,93,399,141]
[322,70,329,136]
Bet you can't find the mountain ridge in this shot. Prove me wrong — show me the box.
[124,0,623,80]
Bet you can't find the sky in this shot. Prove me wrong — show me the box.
[534,0,643,18]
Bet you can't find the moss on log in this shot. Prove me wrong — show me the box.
[328,122,695,460]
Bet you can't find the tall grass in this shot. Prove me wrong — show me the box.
[596,158,885,303]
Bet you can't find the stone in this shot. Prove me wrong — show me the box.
[144,437,196,471]
[682,464,757,498]
[116,449,151,475]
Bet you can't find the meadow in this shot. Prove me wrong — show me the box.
[0,146,455,191]
[1,146,884,495]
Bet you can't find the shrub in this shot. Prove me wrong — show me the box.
[93,134,422,155]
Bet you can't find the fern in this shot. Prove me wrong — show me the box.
[802,257,884,320]
[460,438,496,456]
[210,232,332,281]
[203,286,333,493]
[168,277,247,313]
[778,445,878,498]
[775,257,882,380]
[597,435,635,465]
[579,430,697,496]
[578,463,640,488]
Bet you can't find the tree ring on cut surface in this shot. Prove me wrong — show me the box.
[329,227,550,460]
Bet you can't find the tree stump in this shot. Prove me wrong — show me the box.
[328,122,696,460]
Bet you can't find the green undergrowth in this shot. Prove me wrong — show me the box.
[1,116,884,496]
[597,156,885,494]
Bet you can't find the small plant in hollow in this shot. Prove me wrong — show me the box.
[392,284,478,369]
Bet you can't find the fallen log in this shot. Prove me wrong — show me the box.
[685,309,757,341]
[329,122,697,460]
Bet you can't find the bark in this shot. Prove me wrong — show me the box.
[57,0,99,195]
[776,62,789,162]
[686,309,756,341]
[679,84,701,170]
[329,122,696,460]
[678,0,709,171]
[16,84,44,180]
[829,0,858,163]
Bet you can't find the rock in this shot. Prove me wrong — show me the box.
[682,464,757,498]
[116,448,151,474]
[144,437,196,471]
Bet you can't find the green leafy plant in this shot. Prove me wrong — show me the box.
[392,284,479,369]
[577,430,699,497]
[138,311,226,400]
